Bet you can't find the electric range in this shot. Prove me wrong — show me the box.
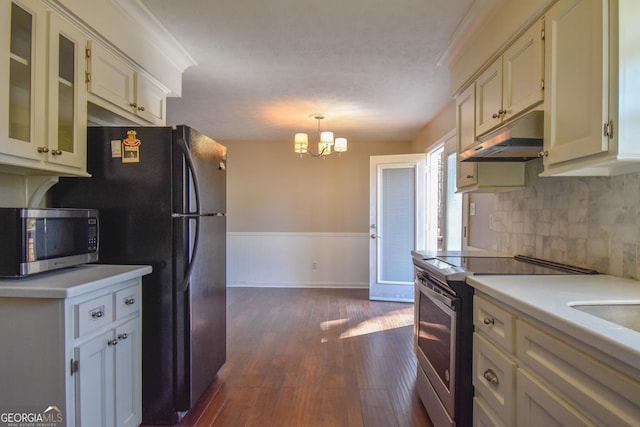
[412,254,597,427]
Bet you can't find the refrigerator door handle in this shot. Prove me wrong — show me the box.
[175,137,201,216]
[172,213,226,218]
[174,137,201,292]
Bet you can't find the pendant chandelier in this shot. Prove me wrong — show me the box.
[294,114,347,158]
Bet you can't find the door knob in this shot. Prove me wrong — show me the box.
[370,234,378,239]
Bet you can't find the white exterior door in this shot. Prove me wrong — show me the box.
[369,154,425,302]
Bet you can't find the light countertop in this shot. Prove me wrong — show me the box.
[467,274,640,369]
[0,264,153,298]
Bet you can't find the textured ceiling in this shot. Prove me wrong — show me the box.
[140,0,475,142]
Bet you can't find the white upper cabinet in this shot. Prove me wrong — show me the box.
[476,21,544,137]
[0,0,188,177]
[87,41,168,126]
[0,1,89,176]
[47,11,88,171]
[1,1,46,164]
[456,83,526,193]
[135,72,166,125]
[541,0,609,171]
[475,59,503,136]
[503,22,545,123]
[542,0,640,176]
[87,42,135,119]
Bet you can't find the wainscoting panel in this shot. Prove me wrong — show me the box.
[227,232,369,288]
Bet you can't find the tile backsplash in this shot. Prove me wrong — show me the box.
[487,160,640,280]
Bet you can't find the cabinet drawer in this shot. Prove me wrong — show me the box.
[75,294,113,338]
[517,320,640,426]
[474,295,515,352]
[115,285,141,319]
[473,333,517,426]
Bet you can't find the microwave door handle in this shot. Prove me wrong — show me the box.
[174,137,201,292]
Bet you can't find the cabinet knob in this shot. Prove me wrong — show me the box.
[108,339,119,346]
[125,298,136,306]
[51,149,63,156]
[538,150,549,158]
[129,102,137,108]
[483,317,495,325]
[91,310,104,319]
[370,233,378,239]
[483,369,499,385]
[493,109,507,119]
[137,106,145,112]
[466,175,474,179]
[117,333,129,340]
[37,147,49,153]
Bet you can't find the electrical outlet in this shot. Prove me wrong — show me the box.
[470,202,476,216]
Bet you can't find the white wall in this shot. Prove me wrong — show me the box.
[222,138,411,287]
[227,232,368,288]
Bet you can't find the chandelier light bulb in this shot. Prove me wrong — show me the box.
[334,137,347,152]
[294,133,308,153]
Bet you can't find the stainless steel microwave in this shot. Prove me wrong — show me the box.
[0,208,99,278]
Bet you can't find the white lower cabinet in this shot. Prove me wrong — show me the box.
[0,276,142,427]
[473,292,640,426]
[114,318,142,427]
[75,316,140,427]
[516,369,594,427]
[76,329,115,427]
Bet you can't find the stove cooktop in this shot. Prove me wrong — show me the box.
[415,254,598,278]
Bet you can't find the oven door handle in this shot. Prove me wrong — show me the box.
[419,281,458,310]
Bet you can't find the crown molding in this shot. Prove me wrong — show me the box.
[437,0,506,70]
[110,0,198,72]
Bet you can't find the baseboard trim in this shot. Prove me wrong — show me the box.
[227,282,368,289]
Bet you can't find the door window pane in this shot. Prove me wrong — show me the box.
[380,167,415,283]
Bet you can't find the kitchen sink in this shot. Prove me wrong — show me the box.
[571,303,640,333]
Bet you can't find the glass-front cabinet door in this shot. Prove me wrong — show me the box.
[1,0,46,160]
[47,12,87,171]
[1,1,88,175]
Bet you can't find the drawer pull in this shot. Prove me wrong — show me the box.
[483,317,495,325]
[91,310,104,319]
[117,333,129,340]
[108,339,119,346]
[483,369,499,385]
[124,298,136,306]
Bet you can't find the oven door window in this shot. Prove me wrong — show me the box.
[418,285,458,391]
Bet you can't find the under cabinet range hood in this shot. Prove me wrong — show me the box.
[460,111,544,162]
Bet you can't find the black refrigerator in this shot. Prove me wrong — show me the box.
[51,125,226,424]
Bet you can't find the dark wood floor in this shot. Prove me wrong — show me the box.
[148,287,433,427]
